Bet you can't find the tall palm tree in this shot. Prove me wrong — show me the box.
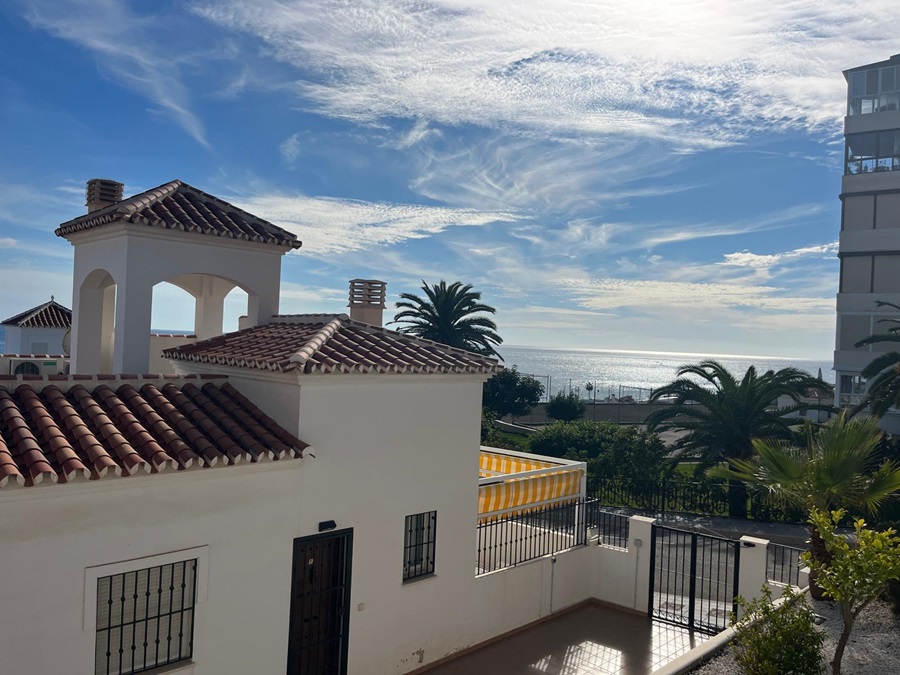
[646,360,834,517]
[390,280,503,358]
[853,300,900,416]
[713,414,900,597]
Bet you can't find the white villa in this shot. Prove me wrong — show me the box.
[0,179,794,675]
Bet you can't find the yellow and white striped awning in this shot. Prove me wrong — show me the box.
[478,448,586,522]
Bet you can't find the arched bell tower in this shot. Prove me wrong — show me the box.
[57,179,302,374]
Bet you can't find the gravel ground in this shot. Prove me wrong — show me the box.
[691,599,899,674]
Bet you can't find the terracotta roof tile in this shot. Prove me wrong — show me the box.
[1,299,72,329]
[54,180,301,249]
[163,314,501,376]
[0,379,307,490]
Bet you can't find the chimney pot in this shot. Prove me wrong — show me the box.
[86,178,124,213]
[348,279,387,327]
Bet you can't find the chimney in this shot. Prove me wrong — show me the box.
[86,178,124,213]
[348,279,386,327]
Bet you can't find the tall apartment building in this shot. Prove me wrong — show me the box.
[835,53,900,431]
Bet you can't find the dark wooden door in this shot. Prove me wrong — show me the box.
[287,530,353,675]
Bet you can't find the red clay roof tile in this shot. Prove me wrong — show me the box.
[54,180,301,250]
[0,379,306,490]
[163,314,501,376]
[1,299,72,329]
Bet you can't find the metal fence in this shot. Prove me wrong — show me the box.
[767,542,805,587]
[592,478,807,523]
[476,499,591,575]
[650,525,740,634]
[591,507,630,549]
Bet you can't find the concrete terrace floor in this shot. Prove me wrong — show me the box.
[425,604,708,675]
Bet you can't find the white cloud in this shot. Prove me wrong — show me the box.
[279,133,303,164]
[20,0,208,146]
[230,192,525,255]
[194,0,893,146]
[721,241,839,269]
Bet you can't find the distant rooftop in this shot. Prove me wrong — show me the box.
[164,314,502,375]
[55,179,302,250]
[1,298,71,329]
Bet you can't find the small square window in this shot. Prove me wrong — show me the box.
[94,559,198,675]
[403,511,437,581]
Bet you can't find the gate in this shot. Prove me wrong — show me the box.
[287,529,353,675]
[648,524,740,634]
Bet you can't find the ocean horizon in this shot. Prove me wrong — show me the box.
[497,344,833,398]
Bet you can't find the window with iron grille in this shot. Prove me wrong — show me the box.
[403,511,437,581]
[94,559,198,675]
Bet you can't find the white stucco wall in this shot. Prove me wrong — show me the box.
[2,325,67,355]
[66,225,286,373]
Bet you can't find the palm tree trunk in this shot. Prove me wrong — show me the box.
[727,479,748,519]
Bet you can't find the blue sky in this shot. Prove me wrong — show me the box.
[0,1,895,358]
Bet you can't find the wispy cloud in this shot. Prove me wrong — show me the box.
[720,241,839,270]
[19,0,209,146]
[195,0,893,146]
[230,191,526,255]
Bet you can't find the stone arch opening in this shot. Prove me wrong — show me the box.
[73,268,117,373]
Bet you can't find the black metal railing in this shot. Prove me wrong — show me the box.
[592,478,807,523]
[592,507,630,549]
[767,542,805,587]
[477,499,592,575]
[650,525,740,634]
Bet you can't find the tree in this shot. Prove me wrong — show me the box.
[391,280,502,357]
[545,390,586,422]
[529,420,668,489]
[482,368,544,419]
[853,300,900,416]
[803,509,900,675]
[646,360,834,517]
[713,413,900,595]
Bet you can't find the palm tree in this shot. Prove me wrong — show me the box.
[646,360,834,517]
[713,414,900,597]
[390,280,503,358]
[853,300,900,416]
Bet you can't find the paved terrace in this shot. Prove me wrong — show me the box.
[425,604,707,675]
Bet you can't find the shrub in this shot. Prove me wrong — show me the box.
[730,585,824,675]
[545,390,586,422]
[529,420,668,487]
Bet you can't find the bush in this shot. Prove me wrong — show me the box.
[731,585,824,675]
[529,420,668,487]
[545,390,586,422]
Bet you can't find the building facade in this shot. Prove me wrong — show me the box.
[834,54,900,431]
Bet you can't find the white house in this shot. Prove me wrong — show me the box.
[0,179,788,675]
[1,297,71,357]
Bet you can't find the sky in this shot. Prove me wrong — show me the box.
[0,1,896,359]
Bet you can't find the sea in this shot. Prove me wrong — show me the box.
[0,324,832,397]
[497,345,834,399]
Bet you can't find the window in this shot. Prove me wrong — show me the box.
[848,65,900,116]
[403,511,437,581]
[845,129,900,175]
[94,559,198,675]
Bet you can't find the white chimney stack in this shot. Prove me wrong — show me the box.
[348,279,386,327]
[86,178,124,213]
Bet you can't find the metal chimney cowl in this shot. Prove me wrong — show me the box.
[348,279,387,327]
[86,178,124,213]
